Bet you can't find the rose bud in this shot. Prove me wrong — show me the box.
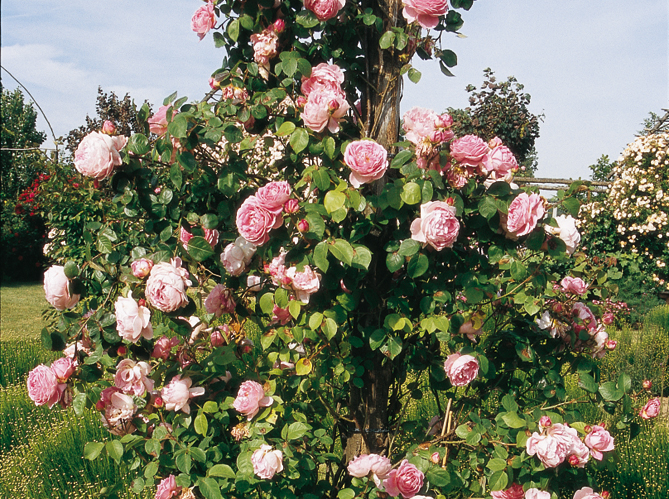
[117,346,127,356]
[430,452,440,464]
[154,397,164,408]
[138,298,146,307]
[539,416,552,428]
[95,400,105,411]
[101,120,116,135]
[568,455,580,466]
[296,96,307,107]
[273,19,285,33]
[297,219,309,232]
[605,340,617,351]
[602,312,615,325]
[283,199,299,214]
[584,425,592,433]
[643,380,652,390]
[211,330,224,347]
[601,492,610,499]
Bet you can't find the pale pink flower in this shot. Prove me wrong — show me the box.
[251,445,283,479]
[344,140,388,187]
[301,63,346,97]
[450,135,489,171]
[573,487,605,499]
[506,192,545,236]
[151,336,181,361]
[601,312,615,325]
[155,474,181,499]
[233,380,273,420]
[161,375,205,415]
[403,107,438,145]
[44,265,80,311]
[402,0,449,29]
[221,236,257,276]
[74,131,127,180]
[443,353,479,386]
[256,181,292,214]
[51,357,76,381]
[572,302,598,332]
[131,258,154,278]
[639,398,661,419]
[220,85,249,105]
[204,284,236,317]
[148,105,173,136]
[491,483,524,499]
[382,459,424,499]
[304,0,346,21]
[115,292,153,342]
[266,250,290,286]
[484,142,518,177]
[146,259,191,313]
[545,214,581,255]
[191,1,216,40]
[286,265,321,303]
[114,359,154,397]
[585,425,614,460]
[347,454,392,486]
[100,390,137,436]
[302,89,350,134]
[561,276,588,295]
[567,433,591,467]
[236,196,279,246]
[250,30,279,66]
[27,364,65,408]
[525,489,551,499]
[526,423,578,468]
[410,200,460,251]
[210,329,225,347]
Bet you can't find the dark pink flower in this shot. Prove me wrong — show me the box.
[205,284,236,317]
[382,459,424,498]
[402,0,449,29]
[506,192,545,236]
[304,0,346,22]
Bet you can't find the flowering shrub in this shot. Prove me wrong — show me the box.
[31,2,637,499]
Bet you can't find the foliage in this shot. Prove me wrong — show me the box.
[588,154,616,183]
[0,82,48,201]
[31,2,635,499]
[448,68,543,175]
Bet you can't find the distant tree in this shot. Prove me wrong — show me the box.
[448,68,543,175]
[65,87,147,154]
[0,82,48,200]
[639,109,669,135]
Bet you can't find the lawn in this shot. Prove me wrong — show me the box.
[0,281,48,341]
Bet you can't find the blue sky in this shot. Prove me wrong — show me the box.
[2,0,667,179]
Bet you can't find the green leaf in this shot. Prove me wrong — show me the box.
[407,67,422,83]
[106,440,124,463]
[387,336,402,359]
[502,412,526,429]
[324,136,337,159]
[197,477,223,499]
[290,128,309,153]
[489,471,509,491]
[618,372,632,393]
[379,31,395,49]
[84,442,104,461]
[391,150,414,168]
[276,121,296,137]
[127,133,150,155]
[578,373,599,393]
[312,168,331,190]
[72,391,86,416]
[422,181,433,203]
[170,164,183,191]
[426,467,451,487]
[305,212,325,240]
[227,19,240,41]
[329,239,354,266]
[286,422,310,441]
[296,10,319,28]
[398,239,421,257]
[187,236,215,261]
[599,381,624,401]
[407,253,429,278]
[562,197,581,217]
[386,252,403,272]
[401,182,422,205]
[209,464,236,479]
[194,413,208,436]
[289,300,301,319]
[296,358,312,375]
[351,246,372,270]
[439,61,455,77]
[313,241,330,272]
[259,293,274,315]
[324,191,347,213]
[168,114,188,139]
[369,329,386,350]
[322,318,337,340]
[440,49,458,68]
[478,196,498,220]
[176,451,192,474]
[338,489,356,499]
[487,458,507,472]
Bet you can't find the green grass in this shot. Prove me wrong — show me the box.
[1,281,48,341]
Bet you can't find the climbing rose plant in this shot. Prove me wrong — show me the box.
[32,1,637,498]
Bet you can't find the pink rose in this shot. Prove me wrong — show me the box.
[561,276,588,295]
[221,236,257,276]
[100,390,137,436]
[484,143,518,177]
[191,1,216,40]
[145,259,191,313]
[443,353,479,386]
[304,0,346,21]
[44,265,80,311]
[506,192,545,236]
[601,312,615,325]
[271,304,292,325]
[491,483,524,499]
[567,433,591,468]
[220,85,249,104]
[403,107,438,145]
[51,357,76,381]
[572,302,598,332]
[204,284,236,317]
[302,89,350,133]
[74,131,127,180]
[382,459,424,498]
[301,63,345,97]
[639,398,660,419]
[236,196,280,246]
[284,198,300,214]
[151,336,181,361]
[286,265,321,303]
[642,379,653,390]
[148,105,172,136]
[250,29,279,66]
[210,329,225,347]
[525,489,551,499]
[114,359,154,397]
[410,201,460,251]
[252,445,284,479]
[297,219,310,232]
[161,375,205,415]
[256,181,292,214]
[115,292,154,342]
[450,135,489,170]
[27,364,65,408]
[573,487,605,499]
[545,214,581,255]
[267,251,290,286]
[526,423,579,468]
[584,425,614,460]
[402,0,449,29]
[347,454,392,485]
[101,120,116,135]
[344,140,389,187]
[233,380,274,420]
[155,474,181,499]
[131,258,154,278]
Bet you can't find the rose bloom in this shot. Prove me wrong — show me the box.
[639,398,661,419]
[161,375,205,415]
[347,454,392,486]
[561,276,588,296]
[383,459,424,499]
[410,201,460,251]
[506,192,545,237]
[525,489,551,499]
[148,105,172,136]
[100,390,137,436]
[151,336,181,360]
[450,135,489,170]
[573,487,605,499]
[304,0,346,21]
[27,364,65,408]
[403,107,438,145]
[221,236,257,276]
[484,143,518,177]
[572,302,598,332]
[233,380,274,420]
[302,88,350,133]
[402,0,449,29]
[145,259,191,313]
[545,214,581,255]
[155,474,181,499]
[256,181,292,214]
[444,353,479,386]
[491,483,524,499]
[526,423,578,468]
[301,63,346,97]
[191,1,215,40]
[584,425,614,460]
[115,292,153,342]
[236,196,280,246]
[250,29,279,66]
[131,258,154,278]
[267,251,290,286]
[204,284,236,317]
[271,304,292,325]
[284,198,300,214]
[74,131,127,180]
[286,265,321,303]
[252,444,284,479]
[568,433,591,468]
[44,265,80,311]
[51,357,75,381]
[114,359,154,397]
[344,140,389,187]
